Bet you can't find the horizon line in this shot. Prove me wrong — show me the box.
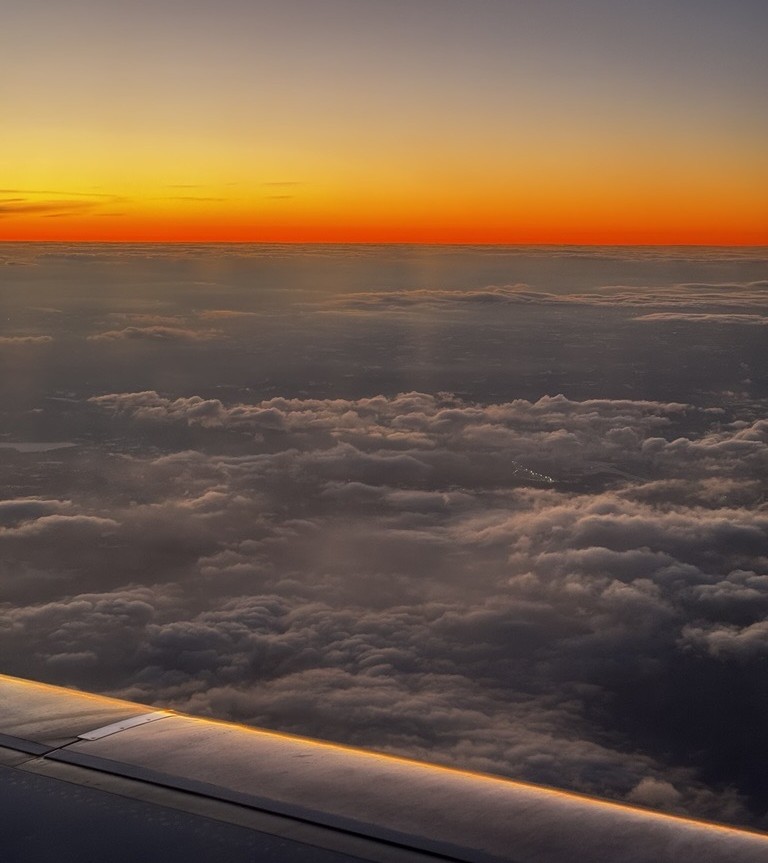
[2,239,767,249]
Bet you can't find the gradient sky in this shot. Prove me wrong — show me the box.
[3,0,767,244]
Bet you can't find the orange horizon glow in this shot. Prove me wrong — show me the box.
[3,199,766,247]
[3,226,766,247]
[4,2,767,248]
[3,177,765,246]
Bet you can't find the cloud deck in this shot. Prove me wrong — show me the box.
[1,243,767,828]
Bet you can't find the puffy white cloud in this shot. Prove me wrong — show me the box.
[681,620,768,659]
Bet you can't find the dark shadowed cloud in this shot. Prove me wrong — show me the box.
[0,189,118,198]
[0,200,97,217]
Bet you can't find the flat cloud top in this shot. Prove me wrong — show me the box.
[633,312,768,325]
[320,281,768,315]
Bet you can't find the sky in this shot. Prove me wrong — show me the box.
[3,0,767,244]
[1,244,768,826]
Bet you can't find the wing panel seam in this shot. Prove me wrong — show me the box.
[76,711,172,740]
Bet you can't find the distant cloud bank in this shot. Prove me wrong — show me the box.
[0,335,53,344]
[321,281,768,315]
[88,326,222,342]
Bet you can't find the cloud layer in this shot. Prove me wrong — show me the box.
[2,389,767,826]
[1,244,766,828]
[321,282,768,315]
[0,335,54,344]
[88,326,222,342]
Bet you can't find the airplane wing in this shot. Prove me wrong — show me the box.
[1,672,767,863]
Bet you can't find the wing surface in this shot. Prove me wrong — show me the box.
[1,673,767,862]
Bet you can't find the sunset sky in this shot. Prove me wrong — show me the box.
[3,0,767,244]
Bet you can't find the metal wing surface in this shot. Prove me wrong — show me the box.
[1,673,766,862]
